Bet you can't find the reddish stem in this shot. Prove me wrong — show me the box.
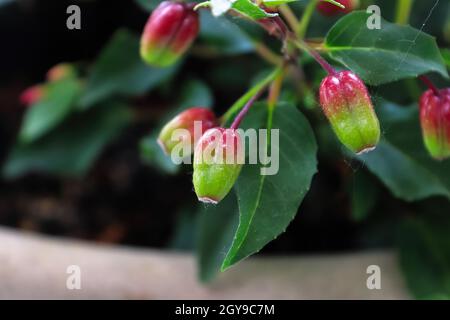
[307,48,336,75]
[230,90,265,130]
[419,75,441,97]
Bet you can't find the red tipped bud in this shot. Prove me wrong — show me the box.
[319,70,380,154]
[317,0,359,17]
[140,1,199,67]
[46,63,77,82]
[419,88,450,160]
[193,128,244,204]
[20,85,46,106]
[158,107,218,156]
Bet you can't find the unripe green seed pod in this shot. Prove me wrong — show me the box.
[193,128,243,204]
[158,107,218,157]
[319,71,380,154]
[419,88,450,160]
[140,1,199,67]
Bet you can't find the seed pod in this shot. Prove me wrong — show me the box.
[319,70,380,154]
[20,85,46,106]
[419,88,450,160]
[46,63,77,82]
[158,107,218,156]
[317,0,359,16]
[193,128,243,204]
[140,1,199,67]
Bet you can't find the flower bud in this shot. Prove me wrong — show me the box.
[158,107,218,156]
[46,63,77,82]
[319,70,380,154]
[19,85,46,106]
[193,128,243,204]
[317,0,359,16]
[419,88,450,160]
[140,1,199,67]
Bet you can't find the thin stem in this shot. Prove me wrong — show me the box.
[253,42,283,65]
[268,68,285,110]
[230,89,264,129]
[279,4,300,32]
[395,0,414,25]
[221,67,283,124]
[295,39,336,75]
[297,0,319,39]
[419,75,441,97]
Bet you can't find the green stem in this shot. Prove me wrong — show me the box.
[221,67,282,124]
[297,0,319,39]
[395,0,414,25]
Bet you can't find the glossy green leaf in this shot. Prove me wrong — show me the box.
[262,0,298,7]
[19,78,81,144]
[325,11,448,85]
[3,102,131,178]
[79,29,179,108]
[140,79,213,175]
[222,103,318,269]
[398,211,450,299]
[232,0,277,20]
[355,101,450,201]
[197,192,239,282]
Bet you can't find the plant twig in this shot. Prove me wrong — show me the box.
[395,0,414,25]
[279,4,300,31]
[230,89,265,129]
[419,75,441,97]
[253,42,283,65]
[297,0,319,39]
[221,67,283,124]
[295,40,336,75]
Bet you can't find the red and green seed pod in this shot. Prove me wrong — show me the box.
[46,63,77,82]
[419,88,450,160]
[319,70,380,154]
[317,0,359,16]
[19,85,46,106]
[140,1,199,67]
[193,128,243,204]
[158,107,218,156]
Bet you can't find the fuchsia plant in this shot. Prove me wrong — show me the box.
[144,0,450,204]
[419,77,450,160]
[10,0,450,292]
[148,0,384,203]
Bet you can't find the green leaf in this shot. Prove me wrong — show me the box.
[222,103,318,269]
[19,78,81,144]
[232,0,278,20]
[262,0,298,7]
[198,11,254,55]
[398,212,450,299]
[325,11,448,85]
[197,192,239,282]
[3,102,131,178]
[79,29,179,108]
[441,48,450,69]
[355,101,450,201]
[140,79,213,175]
